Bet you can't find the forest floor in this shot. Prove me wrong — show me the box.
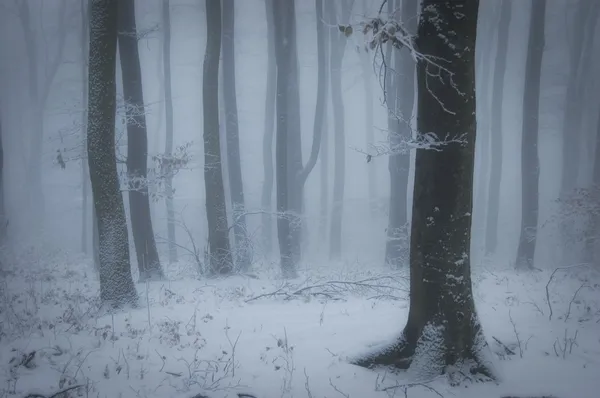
[0,247,599,398]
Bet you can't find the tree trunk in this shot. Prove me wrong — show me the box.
[328,0,352,260]
[203,0,233,275]
[0,112,6,244]
[360,0,376,216]
[222,0,251,271]
[385,0,417,268]
[87,0,137,306]
[117,0,164,282]
[561,1,594,197]
[516,0,545,271]
[81,0,90,254]
[261,0,276,257]
[354,0,494,379]
[485,0,511,257]
[162,0,177,264]
[319,12,331,251]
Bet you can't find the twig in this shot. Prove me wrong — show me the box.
[492,336,516,356]
[23,384,83,398]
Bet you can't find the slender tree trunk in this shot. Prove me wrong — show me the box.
[222,0,251,271]
[203,0,233,275]
[385,0,417,268]
[361,0,376,216]
[588,105,600,263]
[319,14,331,250]
[355,0,493,379]
[88,0,137,306]
[516,0,545,271]
[0,112,6,244]
[484,0,511,257]
[561,1,594,197]
[261,0,276,257]
[81,0,90,254]
[328,0,352,260]
[117,0,164,282]
[162,0,177,264]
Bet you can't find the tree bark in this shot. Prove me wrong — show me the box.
[484,0,511,256]
[87,0,137,306]
[117,0,165,282]
[203,0,233,275]
[327,0,352,260]
[222,0,251,271]
[384,0,417,268]
[81,0,90,255]
[354,0,494,379]
[516,0,545,271]
[162,0,177,264]
[0,112,6,244]
[261,0,276,257]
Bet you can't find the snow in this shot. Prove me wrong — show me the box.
[1,251,599,398]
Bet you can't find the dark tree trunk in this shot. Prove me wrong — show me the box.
[385,0,417,268]
[203,0,233,275]
[117,0,164,282]
[485,0,511,256]
[87,0,137,306]
[261,0,276,256]
[272,0,297,278]
[0,112,6,244]
[162,0,177,264]
[222,0,251,271]
[516,0,545,271]
[354,0,494,379]
[328,0,352,260]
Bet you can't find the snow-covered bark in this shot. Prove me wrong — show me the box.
[354,0,495,380]
[87,0,137,306]
[516,0,545,270]
[203,0,233,275]
[485,0,511,257]
[117,0,164,282]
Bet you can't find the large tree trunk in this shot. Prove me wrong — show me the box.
[484,0,511,257]
[328,0,352,260]
[203,0,233,275]
[117,0,164,282]
[222,0,251,271]
[261,0,276,257]
[162,0,177,264]
[87,0,137,306]
[516,0,545,270]
[354,0,494,379]
[384,0,417,268]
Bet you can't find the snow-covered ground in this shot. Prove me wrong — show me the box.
[1,248,599,398]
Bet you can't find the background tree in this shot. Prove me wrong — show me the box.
[87,0,137,306]
[162,0,177,264]
[0,111,6,244]
[328,0,353,260]
[516,0,546,270]
[485,0,511,257]
[384,0,417,268]
[117,0,164,282]
[16,0,68,231]
[355,0,494,378]
[203,0,233,275]
[261,0,276,257]
[222,0,250,271]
